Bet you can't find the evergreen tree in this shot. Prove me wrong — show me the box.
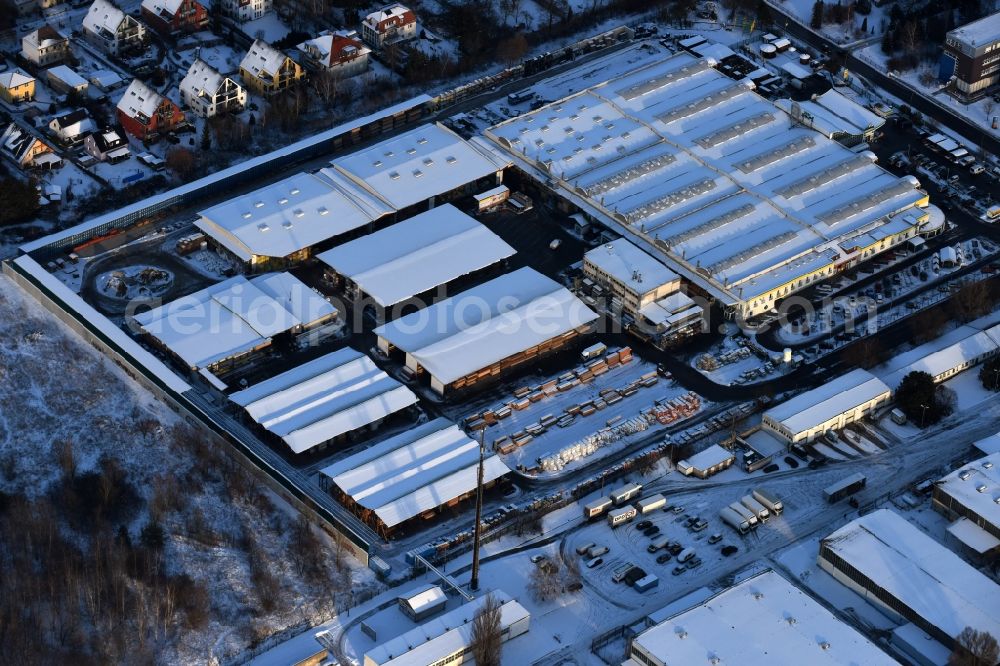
[810,0,824,28]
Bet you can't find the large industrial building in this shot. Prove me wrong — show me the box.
[132,272,337,378]
[484,51,940,320]
[818,509,1000,654]
[195,122,509,271]
[943,13,1000,100]
[374,267,598,395]
[881,321,1000,389]
[761,369,891,444]
[627,570,897,666]
[317,204,515,318]
[363,590,530,666]
[320,418,511,534]
[933,452,1000,560]
[583,237,704,341]
[230,347,418,455]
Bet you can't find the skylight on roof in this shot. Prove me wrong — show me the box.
[389,171,400,179]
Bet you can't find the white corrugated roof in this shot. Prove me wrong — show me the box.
[634,570,898,665]
[398,584,446,614]
[321,418,511,527]
[374,267,598,386]
[316,204,514,307]
[195,171,390,261]
[822,509,1000,643]
[764,369,890,435]
[332,123,510,210]
[679,443,733,471]
[133,273,335,370]
[884,326,1000,388]
[936,452,1000,540]
[230,347,417,454]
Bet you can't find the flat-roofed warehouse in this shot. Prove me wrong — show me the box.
[328,121,510,215]
[230,347,418,455]
[195,170,393,272]
[932,452,1000,559]
[132,272,337,376]
[316,203,515,318]
[484,51,941,320]
[374,267,599,395]
[818,509,1000,654]
[761,368,890,444]
[194,122,510,272]
[320,418,511,534]
[627,570,898,666]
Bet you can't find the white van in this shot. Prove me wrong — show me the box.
[677,548,695,564]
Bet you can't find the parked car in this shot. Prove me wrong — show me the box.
[721,545,739,557]
[643,526,661,537]
[656,553,673,564]
[671,505,684,514]
[672,566,686,576]
[635,520,653,530]
[530,554,546,564]
[784,456,800,469]
[708,533,723,544]
[586,556,603,569]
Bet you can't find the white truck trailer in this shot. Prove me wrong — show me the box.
[740,495,770,522]
[729,502,759,528]
[608,505,637,528]
[752,488,783,515]
[636,493,666,514]
[720,506,751,534]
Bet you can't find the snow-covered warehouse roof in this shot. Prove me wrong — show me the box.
[820,509,1000,644]
[974,433,1000,456]
[484,50,927,310]
[763,369,890,435]
[133,272,335,370]
[884,325,1000,388]
[633,570,897,666]
[364,591,529,666]
[678,443,733,473]
[584,237,679,293]
[330,122,510,210]
[321,418,511,528]
[316,203,514,307]
[936,452,1000,537]
[195,171,391,261]
[230,347,417,454]
[397,584,446,616]
[373,267,598,386]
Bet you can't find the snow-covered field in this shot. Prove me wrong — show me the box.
[0,275,377,664]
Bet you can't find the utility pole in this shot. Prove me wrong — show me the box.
[470,427,486,592]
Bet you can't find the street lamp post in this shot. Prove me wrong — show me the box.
[920,403,929,429]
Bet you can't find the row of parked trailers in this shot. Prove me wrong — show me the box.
[719,489,784,534]
[584,483,647,525]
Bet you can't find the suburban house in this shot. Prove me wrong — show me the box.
[116,79,185,141]
[82,0,147,57]
[238,40,304,96]
[140,0,209,35]
[85,128,131,163]
[296,30,370,77]
[0,69,36,103]
[0,123,63,170]
[215,0,270,23]
[21,25,70,66]
[361,4,417,50]
[179,59,246,117]
[47,65,90,96]
[48,109,96,145]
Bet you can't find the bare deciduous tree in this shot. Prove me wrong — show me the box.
[950,626,999,666]
[470,593,503,666]
[527,559,562,602]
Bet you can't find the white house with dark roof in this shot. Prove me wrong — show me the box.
[85,128,130,163]
[48,109,95,145]
[82,0,147,56]
[180,60,246,117]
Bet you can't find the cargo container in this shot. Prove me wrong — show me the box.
[610,483,643,505]
[636,493,666,514]
[752,488,783,515]
[633,574,659,592]
[823,473,867,503]
[608,505,637,528]
[584,496,613,520]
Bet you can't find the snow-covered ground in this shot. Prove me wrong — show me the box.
[0,274,378,664]
[243,12,292,42]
